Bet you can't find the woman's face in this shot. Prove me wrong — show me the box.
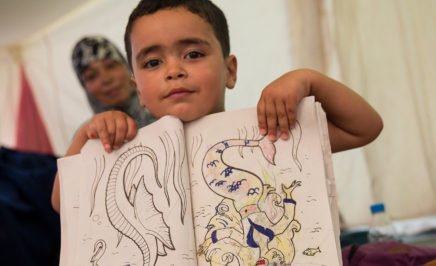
[82,58,133,107]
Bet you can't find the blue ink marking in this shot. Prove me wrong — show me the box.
[206,224,215,230]
[211,230,218,243]
[207,160,219,168]
[215,180,226,186]
[244,139,250,145]
[222,141,229,148]
[284,198,296,204]
[246,218,275,248]
[227,179,246,193]
[247,187,260,196]
[209,179,217,186]
[221,167,233,177]
[215,149,223,154]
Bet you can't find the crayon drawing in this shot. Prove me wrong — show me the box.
[195,122,303,265]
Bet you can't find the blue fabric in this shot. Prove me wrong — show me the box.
[0,147,60,265]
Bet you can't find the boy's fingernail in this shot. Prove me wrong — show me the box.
[259,128,267,135]
[104,144,112,152]
[281,132,289,140]
[113,145,120,150]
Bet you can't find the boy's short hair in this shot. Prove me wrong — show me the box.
[124,0,230,69]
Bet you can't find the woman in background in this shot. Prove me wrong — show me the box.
[72,35,155,127]
[51,35,156,214]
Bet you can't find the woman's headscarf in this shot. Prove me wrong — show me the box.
[71,36,154,128]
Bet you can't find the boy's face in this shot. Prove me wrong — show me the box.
[129,7,237,122]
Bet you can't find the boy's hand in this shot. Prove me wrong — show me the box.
[85,110,138,152]
[257,70,310,142]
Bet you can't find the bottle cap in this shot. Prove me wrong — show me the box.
[370,203,385,214]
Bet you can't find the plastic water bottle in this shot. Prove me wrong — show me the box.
[367,203,398,243]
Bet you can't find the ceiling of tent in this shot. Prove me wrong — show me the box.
[0,0,92,47]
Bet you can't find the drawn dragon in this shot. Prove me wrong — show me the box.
[105,146,174,265]
[199,125,303,265]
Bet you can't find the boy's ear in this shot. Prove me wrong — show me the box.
[130,76,144,106]
[225,55,237,89]
[130,76,136,88]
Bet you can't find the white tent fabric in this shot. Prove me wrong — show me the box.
[287,0,436,228]
[0,48,21,148]
[330,0,436,226]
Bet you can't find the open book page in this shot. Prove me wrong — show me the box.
[315,102,342,265]
[58,116,197,266]
[184,96,341,265]
[58,154,85,266]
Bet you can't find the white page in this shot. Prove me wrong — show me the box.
[58,154,84,266]
[316,102,342,264]
[185,96,340,266]
[59,116,197,265]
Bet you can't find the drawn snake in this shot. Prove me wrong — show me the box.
[201,121,302,216]
[106,146,174,265]
[201,137,276,215]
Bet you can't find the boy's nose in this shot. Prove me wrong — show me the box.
[165,63,187,80]
[166,70,186,80]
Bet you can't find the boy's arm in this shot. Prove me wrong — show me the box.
[257,69,383,152]
[51,111,137,213]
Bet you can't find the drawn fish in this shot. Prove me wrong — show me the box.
[302,246,321,256]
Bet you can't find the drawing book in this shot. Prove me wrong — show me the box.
[58,96,342,266]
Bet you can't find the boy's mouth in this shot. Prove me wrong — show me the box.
[165,88,193,99]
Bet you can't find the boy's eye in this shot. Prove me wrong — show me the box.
[185,51,204,60]
[144,59,161,69]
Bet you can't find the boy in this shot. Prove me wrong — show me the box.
[51,0,382,212]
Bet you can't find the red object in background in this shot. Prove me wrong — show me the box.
[15,66,54,155]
